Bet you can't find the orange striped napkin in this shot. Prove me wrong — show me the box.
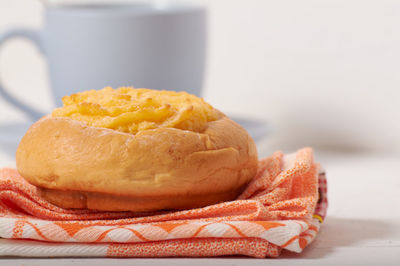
[0,147,327,258]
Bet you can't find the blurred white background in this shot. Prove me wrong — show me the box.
[0,0,399,156]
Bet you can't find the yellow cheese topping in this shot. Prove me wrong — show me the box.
[52,87,222,134]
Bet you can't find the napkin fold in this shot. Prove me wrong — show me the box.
[0,147,327,258]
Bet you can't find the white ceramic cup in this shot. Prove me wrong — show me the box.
[0,3,207,120]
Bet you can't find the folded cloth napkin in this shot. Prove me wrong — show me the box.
[0,147,327,258]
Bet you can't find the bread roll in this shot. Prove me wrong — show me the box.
[16,87,258,211]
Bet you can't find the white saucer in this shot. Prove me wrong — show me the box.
[0,117,270,157]
[230,116,271,142]
[0,122,33,158]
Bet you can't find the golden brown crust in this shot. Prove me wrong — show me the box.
[38,185,248,212]
[16,114,258,211]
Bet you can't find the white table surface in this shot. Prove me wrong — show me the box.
[0,139,399,265]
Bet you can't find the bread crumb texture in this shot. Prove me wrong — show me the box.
[52,87,222,134]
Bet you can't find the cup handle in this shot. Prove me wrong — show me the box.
[0,28,46,121]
